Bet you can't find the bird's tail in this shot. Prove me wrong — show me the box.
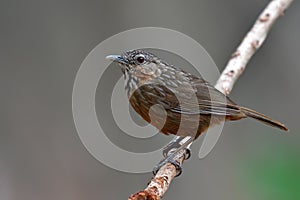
[240,107,289,131]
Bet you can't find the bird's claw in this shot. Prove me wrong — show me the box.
[163,143,180,157]
[184,148,191,160]
[152,156,182,177]
[163,146,191,160]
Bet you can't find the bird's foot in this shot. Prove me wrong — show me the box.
[153,136,193,177]
[152,154,182,177]
[163,137,192,160]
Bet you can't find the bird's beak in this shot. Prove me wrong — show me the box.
[105,55,128,65]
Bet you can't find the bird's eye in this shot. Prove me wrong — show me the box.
[135,55,145,64]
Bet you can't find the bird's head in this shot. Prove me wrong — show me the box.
[106,49,165,79]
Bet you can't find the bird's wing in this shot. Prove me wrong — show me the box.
[170,78,243,116]
[136,77,243,117]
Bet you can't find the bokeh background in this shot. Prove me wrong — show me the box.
[1,0,300,200]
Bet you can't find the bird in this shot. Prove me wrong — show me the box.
[106,49,288,175]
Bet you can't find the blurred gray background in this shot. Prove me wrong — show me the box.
[1,0,299,200]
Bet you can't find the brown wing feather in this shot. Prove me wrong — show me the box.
[130,79,244,118]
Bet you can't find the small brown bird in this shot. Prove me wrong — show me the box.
[106,49,288,175]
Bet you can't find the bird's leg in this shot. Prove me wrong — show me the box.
[162,136,192,159]
[153,136,194,177]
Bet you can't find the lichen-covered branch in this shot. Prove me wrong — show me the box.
[215,0,294,94]
[128,150,185,200]
[128,0,294,199]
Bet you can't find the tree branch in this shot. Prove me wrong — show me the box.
[129,150,185,200]
[128,0,294,199]
[215,0,294,94]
